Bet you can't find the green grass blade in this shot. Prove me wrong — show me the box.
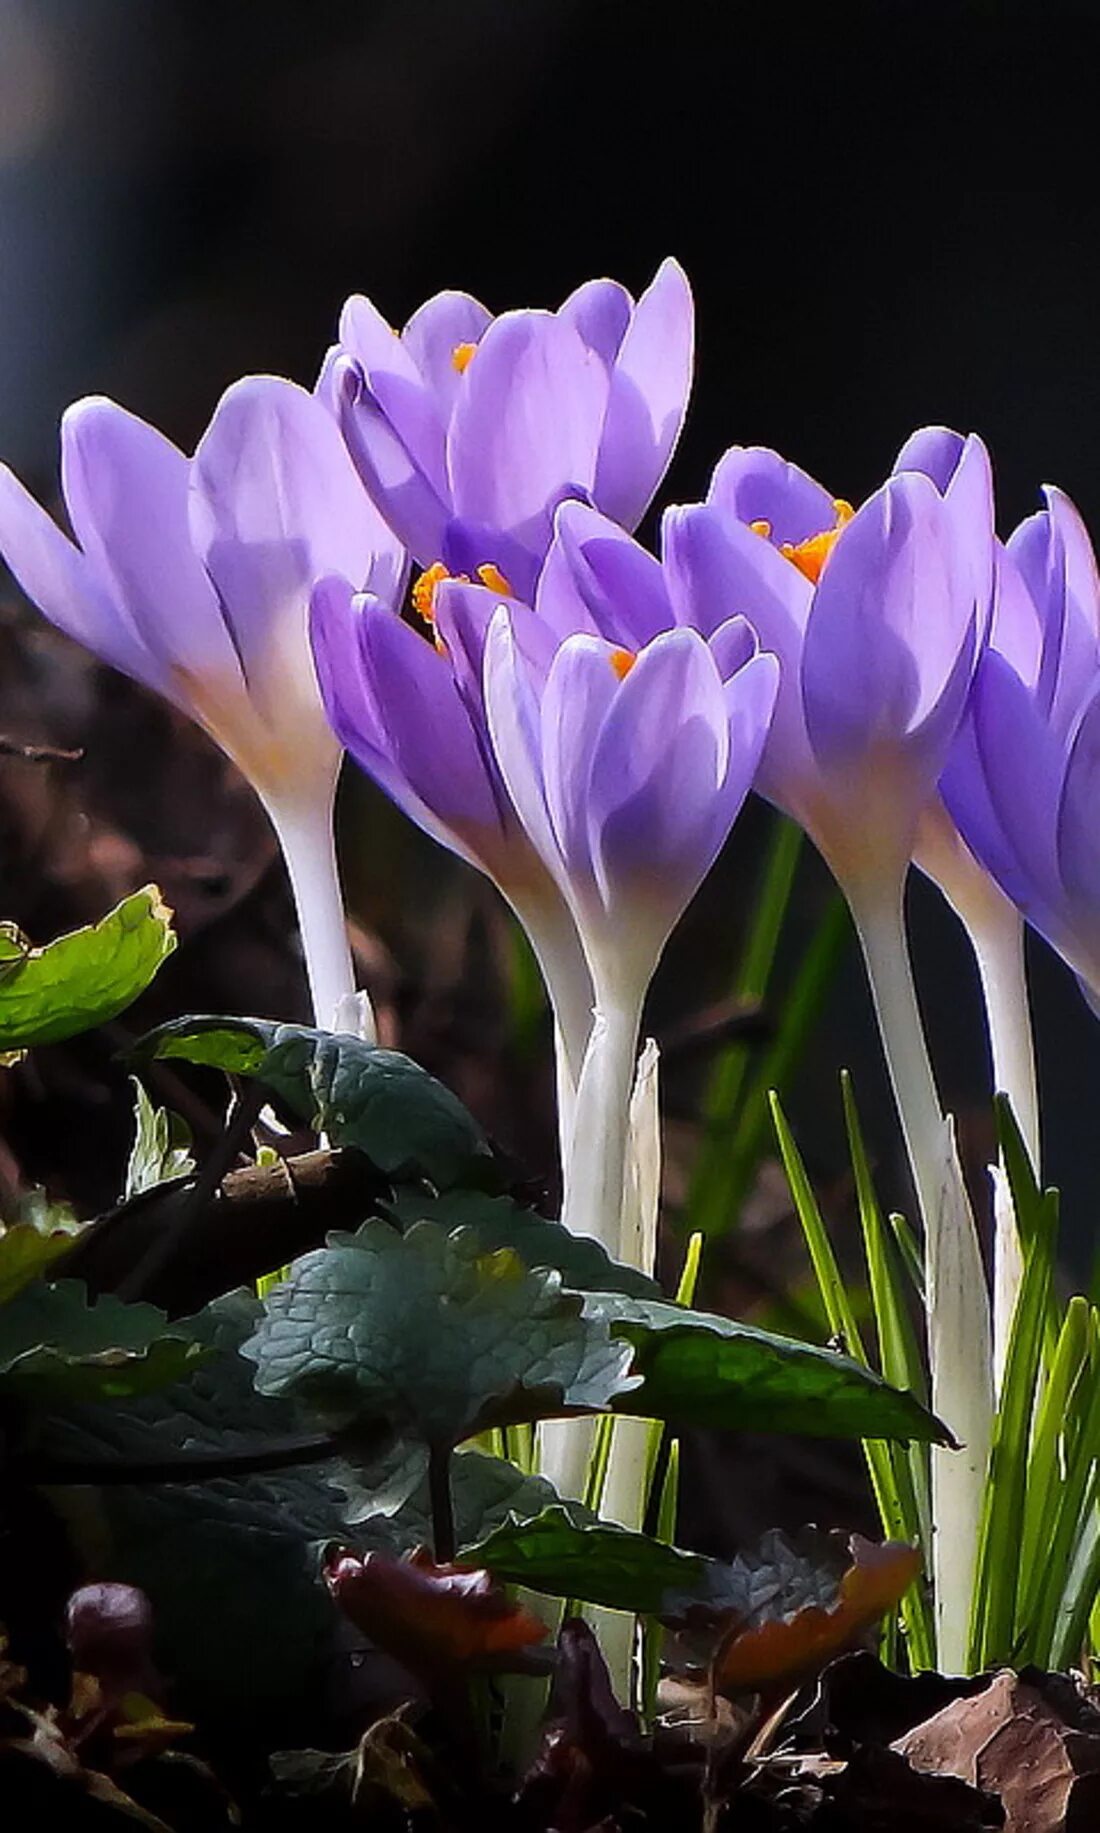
[1018,1296,1090,1634]
[1049,1479,1100,1671]
[841,1072,931,1555]
[996,1093,1060,1363]
[967,1189,1057,1668]
[771,1092,934,1668]
[1025,1307,1100,1666]
[889,1211,925,1304]
[640,1437,680,1723]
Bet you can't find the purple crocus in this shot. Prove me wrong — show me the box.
[0,377,405,1029]
[700,433,997,1669]
[322,259,693,606]
[941,475,1100,1001]
[482,507,778,1252]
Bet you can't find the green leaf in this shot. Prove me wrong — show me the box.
[588,1291,949,1445]
[1024,1307,1100,1666]
[382,1188,660,1299]
[124,1076,195,1199]
[37,1292,352,1723]
[243,1221,639,1443]
[465,1505,704,1614]
[0,886,175,1053]
[0,1192,86,1306]
[1018,1296,1090,1635]
[132,1017,490,1187]
[0,1279,204,1402]
[344,1444,575,1556]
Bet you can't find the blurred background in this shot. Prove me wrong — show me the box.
[0,0,1097,1543]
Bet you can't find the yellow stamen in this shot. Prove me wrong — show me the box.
[749,518,772,539]
[451,341,478,374]
[475,562,512,598]
[779,498,855,584]
[412,561,451,625]
[609,647,636,681]
[411,560,515,627]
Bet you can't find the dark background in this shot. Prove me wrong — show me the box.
[0,0,1097,1536]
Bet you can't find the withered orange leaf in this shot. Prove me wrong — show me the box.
[324,1546,547,1684]
[714,1536,921,1696]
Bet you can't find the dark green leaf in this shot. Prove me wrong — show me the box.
[586,1294,949,1444]
[382,1188,660,1299]
[243,1220,639,1443]
[342,1443,572,1557]
[132,1017,490,1187]
[0,886,175,1053]
[0,1280,203,1402]
[465,1505,704,1613]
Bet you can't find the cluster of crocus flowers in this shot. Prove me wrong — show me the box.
[7,255,1100,1679]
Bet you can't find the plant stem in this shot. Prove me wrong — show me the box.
[561,982,643,1255]
[915,801,1039,1393]
[428,1441,456,1564]
[266,791,365,1036]
[847,872,993,1674]
[509,893,593,1179]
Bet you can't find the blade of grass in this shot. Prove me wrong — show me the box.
[996,1094,1060,1365]
[689,817,804,1237]
[771,1092,934,1668]
[1050,1478,1100,1672]
[640,1437,680,1723]
[967,1188,1056,1668]
[842,1072,931,1553]
[889,1211,925,1304]
[1025,1307,1100,1666]
[1017,1296,1090,1636]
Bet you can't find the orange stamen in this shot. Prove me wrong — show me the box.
[451,341,478,374]
[609,647,636,681]
[749,518,772,539]
[779,498,855,584]
[412,560,515,627]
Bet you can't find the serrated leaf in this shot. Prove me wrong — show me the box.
[0,1195,86,1306]
[0,887,175,1053]
[124,1077,195,1199]
[132,1017,490,1187]
[382,1189,659,1299]
[0,1280,203,1402]
[586,1294,949,1444]
[466,1505,704,1614]
[36,1292,353,1722]
[244,1221,639,1444]
[342,1443,571,1555]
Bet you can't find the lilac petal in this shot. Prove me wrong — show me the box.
[60,397,238,683]
[1012,488,1100,734]
[311,576,502,864]
[483,606,561,877]
[448,309,610,558]
[439,517,544,607]
[587,627,728,921]
[337,357,451,563]
[558,278,633,369]
[313,343,342,412]
[0,464,164,694]
[803,471,974,777]
[708,615,760,680]
[401,290,493,420]
[540,636,623,892]
[960,650,1066,930]
[707,446,836,546]
[990,539,1044,685]
[191,377,406,704]
[594,257,694,529]
[1056,687,1100,920]
[434,578,557,712]
[893,425,967,491]
[536,501,671,649]
[940,434,994,627]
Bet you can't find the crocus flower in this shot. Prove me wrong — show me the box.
[0,377,405,1030]
[701,435,996,1673]
[483,505,778,1255]
[323,259,693,605]
[308,568,595,1119]
[941,476,1100,1003]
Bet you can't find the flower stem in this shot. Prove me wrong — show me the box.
[561,983,644,1255]
[510,895,593,1179]
[266,792,366,1037]
[916,802,1039,1392]
[847,872,992,1674]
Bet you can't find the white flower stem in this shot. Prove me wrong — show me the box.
[847,871,992,1674]
[509,894,594,1178]
[265,791,368,1038]
[915,803,1039,1394]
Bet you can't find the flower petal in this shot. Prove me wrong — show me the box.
[1057,687,1100,933]
[60,396,237,683]
[447,309,610,561]
[191,376,406,714]
[401,289,493,421]
[540,635,623,893]
[483,605,562,879]
[536,501,672,648]
[558,278,633,369]
[707,446,836,546]
[594,256,694,529]
[335,334,451,563]
[0,462,163,693]
[893,425,967,490]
